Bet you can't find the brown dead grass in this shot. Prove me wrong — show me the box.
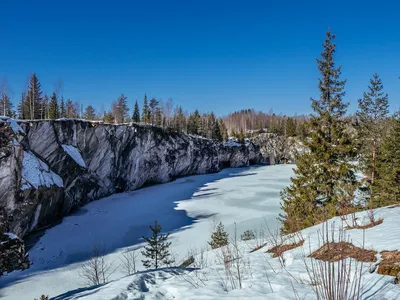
[309,242,377,263]
[378,251,400,276]
[345,219,383,230]
[267,240,305,258]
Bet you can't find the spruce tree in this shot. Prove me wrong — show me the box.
[113,94,129,123]
[0,92,13,117]
[373,113,400,206]
[27,73,43,119]
[141,221,172,269]
[48,92,59,119]
[17,92,26,119]
[142,94,150,124]
[149,98,159,124]
[60,96,66,118]
[66,99,78,118]
[280,30,357,233]
[132,100,141,122]
[356,73,389,190]
[208,222,229,249]
[83,105,96,120]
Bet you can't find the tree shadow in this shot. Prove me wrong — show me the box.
[0,166,260,290]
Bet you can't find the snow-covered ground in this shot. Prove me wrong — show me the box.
[2,164,399,299]
[0,165,294,299]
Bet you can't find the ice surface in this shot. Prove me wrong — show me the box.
[21,150,64,190]
[61,144,86,168]
[223,141,241,147]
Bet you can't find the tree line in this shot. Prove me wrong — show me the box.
[280,29,400,233]
[224,109,308,138]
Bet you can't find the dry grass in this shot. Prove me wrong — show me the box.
[345,218,383,230]
[309,242,377,263]
[249,243,267,253]
[267,240,305,258]
[378,250,400,276]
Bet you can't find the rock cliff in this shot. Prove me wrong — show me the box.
[0,118,262,240]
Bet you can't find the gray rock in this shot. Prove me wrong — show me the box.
[0,119,263,239]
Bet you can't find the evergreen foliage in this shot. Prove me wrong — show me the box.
[142,94,150,124]
[132,100,141,122]
[26,73,43,119]
[48,92,59,119]
[208,222,229,249]
[373,113,400,206]
[280,30,357,233]
[0,92,14,117]
[241,230,255,241]
[60,97,66,118]
[141,220,172,269]
[356,73,389,191]
[83,105,96,120]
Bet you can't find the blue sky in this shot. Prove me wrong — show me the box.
[1,0,399,116]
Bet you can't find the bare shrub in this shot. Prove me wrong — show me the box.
[303,221,366,300]
[79,244,116,286]
[120,247,138,276]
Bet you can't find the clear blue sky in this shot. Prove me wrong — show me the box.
[1,0,399,116]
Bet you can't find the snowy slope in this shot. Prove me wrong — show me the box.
[51,207,400,300]
[0,165,293,300]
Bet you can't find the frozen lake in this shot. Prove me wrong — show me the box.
[0,164,294,299]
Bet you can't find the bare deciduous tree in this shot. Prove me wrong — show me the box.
[79,244,115,286]
[120,247,138,276]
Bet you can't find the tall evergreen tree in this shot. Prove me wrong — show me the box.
[60,96,66,118]
[26,73,43,119]
[141,221,172,269]
[0,92,13,117]
[132,100,141,122]
[17,92,26,119]
[83,105,96,120]
[149,97,159,124]
[142,94,150,124]
[373,113,400,207]
[66,99,78,118]
[113,94,129,123]
[356,73,389,191]
[280,30,357,233]
[48,92,59,119]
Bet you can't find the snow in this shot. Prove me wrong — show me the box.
[0,116,25,134]
[21,150,64,190]
[61,144,86,168]
[223,141,241,147]
[1,164,400,299]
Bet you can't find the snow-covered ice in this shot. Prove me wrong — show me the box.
[21,150,64,190]
[61,144,86,168]
[1,164,399,299]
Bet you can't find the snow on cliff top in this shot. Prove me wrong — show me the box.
[0,116,25,134]
[62,144,86,168]
[21,150,64,190]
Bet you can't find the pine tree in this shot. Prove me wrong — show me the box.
[66,99,78,118]
[113,94,129,123]
[286,117,296,137]
[142,94,150,124]
[356,73,389,193]
[60,96,66,118]
[0,92,13,117]
[42,94,49,119]
[141,221,172,269]
[17,92,26,119]
[155,106,163,126]
[149,98,159,124]
[280,30,357,233]
[219,119,228,142]
[132,100,141,122]
[208,222,229,249]
[26,73,43,119]
[103,110,114,123]
[373,113,400,207]
[48,92,59,119]
[83,105,96,120]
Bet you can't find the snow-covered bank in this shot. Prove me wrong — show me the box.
[0,165,294,299]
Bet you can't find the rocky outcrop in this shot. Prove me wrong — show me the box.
[250,133,306,164]
[0,232,29,274]
[0,119,262,240]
